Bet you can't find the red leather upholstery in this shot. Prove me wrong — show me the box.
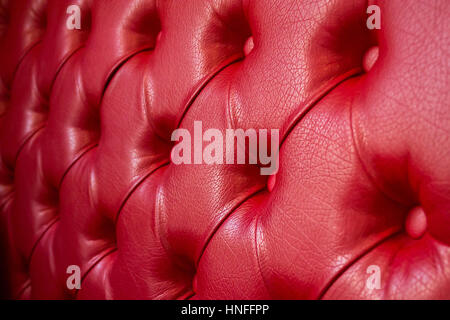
[0,0,449,300]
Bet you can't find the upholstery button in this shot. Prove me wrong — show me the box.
[156,31,162,44]
[363,46,379,72]
[405,207,427,240]
[244,36,254,56]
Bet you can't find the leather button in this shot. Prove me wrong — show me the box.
[405,206,427,240]
[156,31,162,44]
[363,46,379,72]
[244,36,254,56]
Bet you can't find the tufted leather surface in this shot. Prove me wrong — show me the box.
[0,0,449,300]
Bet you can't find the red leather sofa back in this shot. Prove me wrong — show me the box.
[0,0,449,299]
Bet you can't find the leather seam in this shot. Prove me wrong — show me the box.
[175,54,244,130]
[317,229,402,300]
[185,292,196,300]
[27,216,60,266]
[13,122,46,167]
[58,143,98,190]
[15,280,31,300]
[47,45,86,99]
[74,246,118,299]
[195,187,265,268]
[114,161,170,226]
[9,40,43,91]
[280,68,363,148]
[100,46,154,103]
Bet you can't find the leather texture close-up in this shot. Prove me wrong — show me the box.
[0,0,449,300]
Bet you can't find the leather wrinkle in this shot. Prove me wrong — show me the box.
[348,88,413,208]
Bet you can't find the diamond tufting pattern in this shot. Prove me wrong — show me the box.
[0,0,449,300]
